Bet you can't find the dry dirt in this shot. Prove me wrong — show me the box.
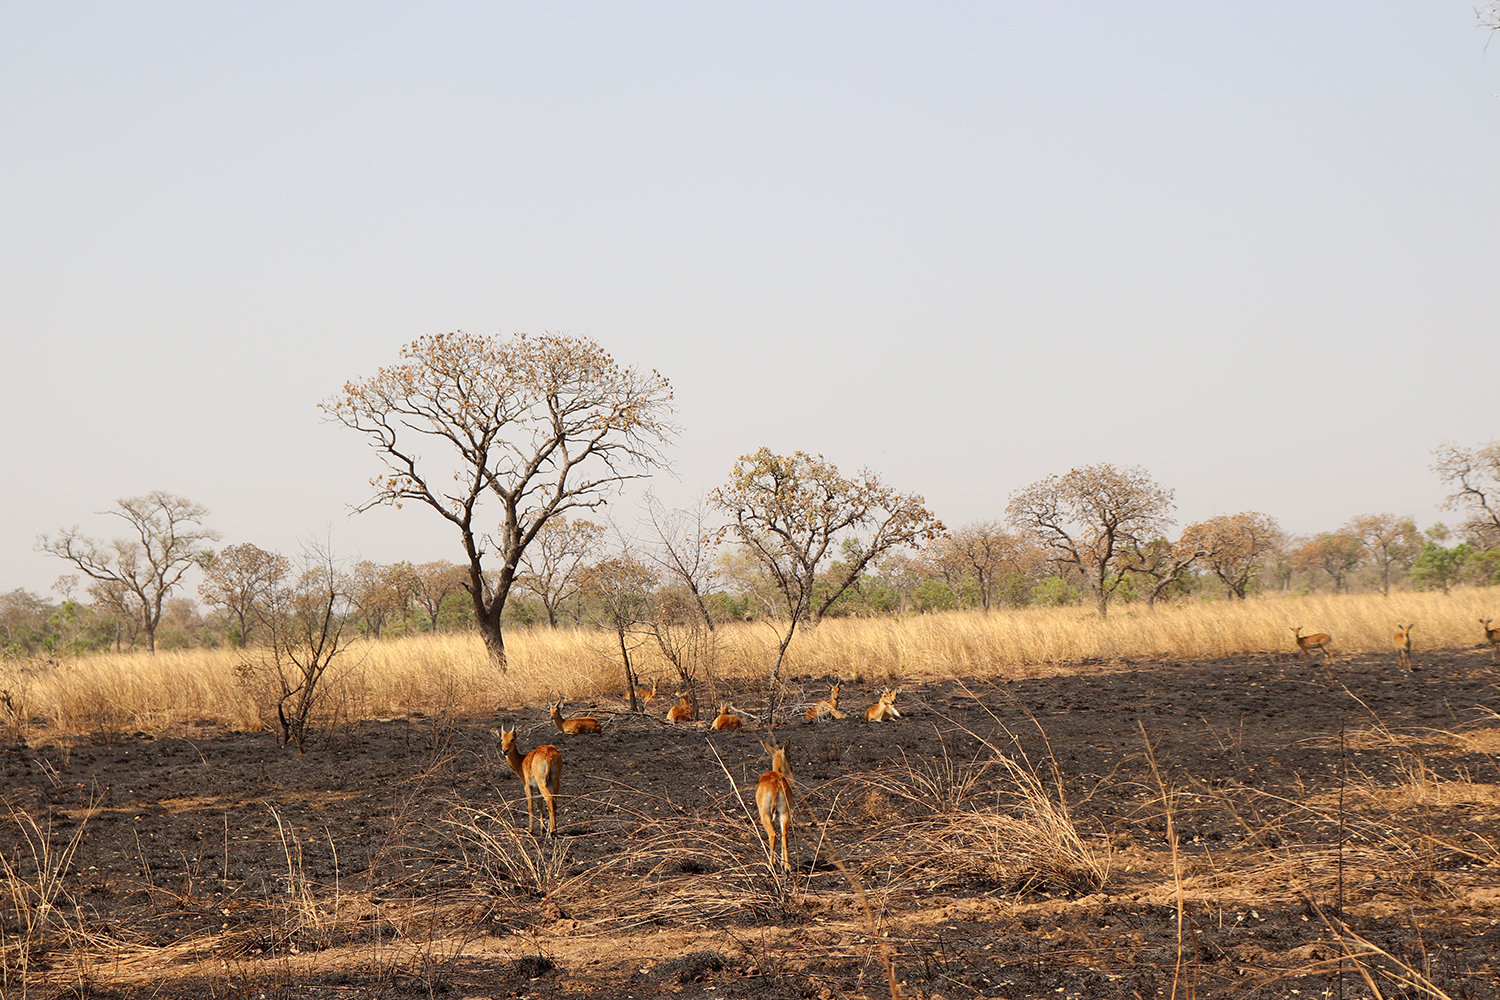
[5,648,1500,999]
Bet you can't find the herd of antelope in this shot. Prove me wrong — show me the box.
[1290,618,1500,670]
[498,619,1500,863]
[497,681,902,868]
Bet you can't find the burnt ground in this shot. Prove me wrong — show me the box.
[4,648,1500,999]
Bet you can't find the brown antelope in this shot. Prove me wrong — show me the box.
[500,727,561,835]
[666,691,696,723]
[641,677,660,703]
[711,703,742,730]
[1483,619,1500,664]
[549,701,602,735]
[756,740,795,870]
[1291,626,1335,664]
[864,688,901,722]
[1393,624,1415,671]
[805,682,846,721]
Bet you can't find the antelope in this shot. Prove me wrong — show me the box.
[756,740,795,870]
[805,682,846,721]
[1290,626,1335,665]
[864,688,902,722]
[1393,624,1415,671]
[666,691,696,723]
[499,727,561,835]
[549,701,602,735]
[711,703,742,730]
[1483,619,1500,664]
[641,677,660,703]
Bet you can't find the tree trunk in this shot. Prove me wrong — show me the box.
[479,620,508,670]
[617,625,638,712]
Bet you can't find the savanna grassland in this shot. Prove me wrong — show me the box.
[4,591,1500,999]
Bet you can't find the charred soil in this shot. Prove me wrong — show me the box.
[4,648,1500,998]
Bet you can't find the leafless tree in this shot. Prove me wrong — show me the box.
[639,492,720,629]
[1292,532,1364,593]
[1433,441,1500,550]
[1177,512,1282,600]
[1345,513,1422,596]
[345,560,418,638]
[324,331,675,669]
[579,553,660,713]
[929,520,1037,611]
[518,516,606,626]
[37,492,220,653]
[1006,464,1175,618]
[411,560,471,631]
[198,542,291,647]
[251,542,351,753]
[1123,537,1201,610]
[708,448,943,701]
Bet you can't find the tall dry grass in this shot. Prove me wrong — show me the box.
[2,587,1497,736]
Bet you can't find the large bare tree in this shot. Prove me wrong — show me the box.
[708,448,943,696]
[324,331,674,669]
[37,492,219,653]
[1006,464,1175,618]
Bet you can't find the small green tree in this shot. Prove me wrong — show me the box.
[1410,541,1471,594]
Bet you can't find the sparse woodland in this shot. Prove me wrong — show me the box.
[6,335,1500,998]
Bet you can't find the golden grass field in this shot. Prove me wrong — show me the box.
[5,587,1500,998]
[4,587,1497,737]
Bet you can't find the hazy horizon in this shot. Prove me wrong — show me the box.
[3,3,1497,597]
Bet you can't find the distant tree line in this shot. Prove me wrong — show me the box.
[12,331,1500,662]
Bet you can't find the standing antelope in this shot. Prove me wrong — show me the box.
[549,701,602,735]
[1393,624,1415,671]
[711,703,742,730]
[666,691,696,723]
[864,689,902,722]
[1291,626,1335,664]
[806,682,846,720]
[500,727,561,835]
[756,740,795,870]
[1483,619,1500,664]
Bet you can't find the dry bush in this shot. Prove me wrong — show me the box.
[1,802,94,995]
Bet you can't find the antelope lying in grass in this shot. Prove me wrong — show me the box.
[666,691,696,723]
[641,677,660,703]
[805,683,846,720]
[549,701,602,735]
[756,740,794,870]
[1483,619,1500,664]
[1291,626,1335,665]
[500,727,561,835]
[864,689,901,722]
[711,703,742,730]
[1393,623,1415,671]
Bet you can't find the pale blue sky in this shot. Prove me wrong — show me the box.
[3,3,1496,595]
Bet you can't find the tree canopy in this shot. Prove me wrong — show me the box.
[323,331,674,668]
